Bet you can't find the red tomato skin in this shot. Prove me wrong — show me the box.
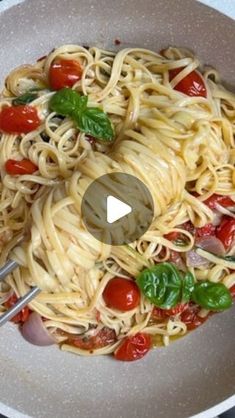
[0,105,40,134]
[70,328,116,351]
[164,231,180,241]
[114,333,152,361]
[216,217,235,250]
[169,67,207,98]
[4,294,30,323]
[195,223,216,238]
[204,194,234,209]
[103,278,140,311]
[180,303,208,330]
[152,303,188,320]
[49,59,83,90]
[230,284,235,299]
[5,159,38,175]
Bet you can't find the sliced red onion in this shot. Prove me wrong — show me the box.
[212,211,223,226]
[21,312,56,346]
[197,236,225,256]
[214,203,235,218]
[186,236,225,267]
[186,249,210,268]
[170,252,186,272]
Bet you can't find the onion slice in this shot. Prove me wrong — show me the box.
[21,312,56,346]
[197,236,225,256]
[186,236,225,268]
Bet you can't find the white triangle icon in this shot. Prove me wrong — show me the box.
[107,195,132,224]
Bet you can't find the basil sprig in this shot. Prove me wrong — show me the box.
[12,88,41,106]
[136,263,195,309]
[136,262,232,311]
[49,88,114,142]
[192,281,232,311]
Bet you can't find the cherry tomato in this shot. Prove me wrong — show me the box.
[204,194,234,210]
[180,303,208,330]
[49,58,83,90]
[70,328,116,351]
[114,333,152,361]
[4,294,30,324]
[195,223,216,238]
[203,194,235,209]
[151,307,168,320]
[164,231,180,241]
[0,105,40,134]
[169,67,207,97]
[230,284,235,299]
[103,277,140,311]
[216,216,235,250]
[152,303,188,320]
[165,303,189,316]
[5,159,38,175]
[182,221,195,234]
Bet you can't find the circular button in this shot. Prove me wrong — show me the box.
[81,172,154,245]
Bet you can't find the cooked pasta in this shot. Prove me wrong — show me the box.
[0,44,234,360]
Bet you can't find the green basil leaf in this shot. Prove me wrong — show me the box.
[76,107,114,142]
[13,92,38,106]
[49,88,86,116]
[182,272,195,302]
[192,281,232,311]
[49,88,114,142]
[136,262,182,309]
[224,256,235,263]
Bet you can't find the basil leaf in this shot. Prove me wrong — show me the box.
[182,272,195,302]
[224,256,235,262]
[49,88,114,142]
[77,107,114,142]
[13,92,38,106]
[192,281,232,311]
[49,88,86,116]
[136,262,182,309]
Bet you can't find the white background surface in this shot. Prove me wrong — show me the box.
[200,0,235,19]
[0,1,234,418]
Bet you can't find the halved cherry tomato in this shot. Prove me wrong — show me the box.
[229,284,235,299]
[216,216,235,250]
[204,194,234,209]
[114,333,152,361]
[5,159,38,175]
[182,221,195,234]
[70,327,116,351]
[0,105,40,134]
[103,277,140,311]
[49,59,83,90]
[169,67,207,98]
[4,294,30,323]
[180,302,208,330]
[152,307,168,320]
[195,223,215,238]
[152,303,188,320]
[164,231,180,241]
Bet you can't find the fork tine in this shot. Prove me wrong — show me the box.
[0,286,41,326]
[0,259,19,281]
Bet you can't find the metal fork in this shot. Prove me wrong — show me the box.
[0,259,40,326]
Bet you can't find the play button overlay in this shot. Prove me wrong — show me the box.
[81,172,154,245]
[107,196,132,224]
